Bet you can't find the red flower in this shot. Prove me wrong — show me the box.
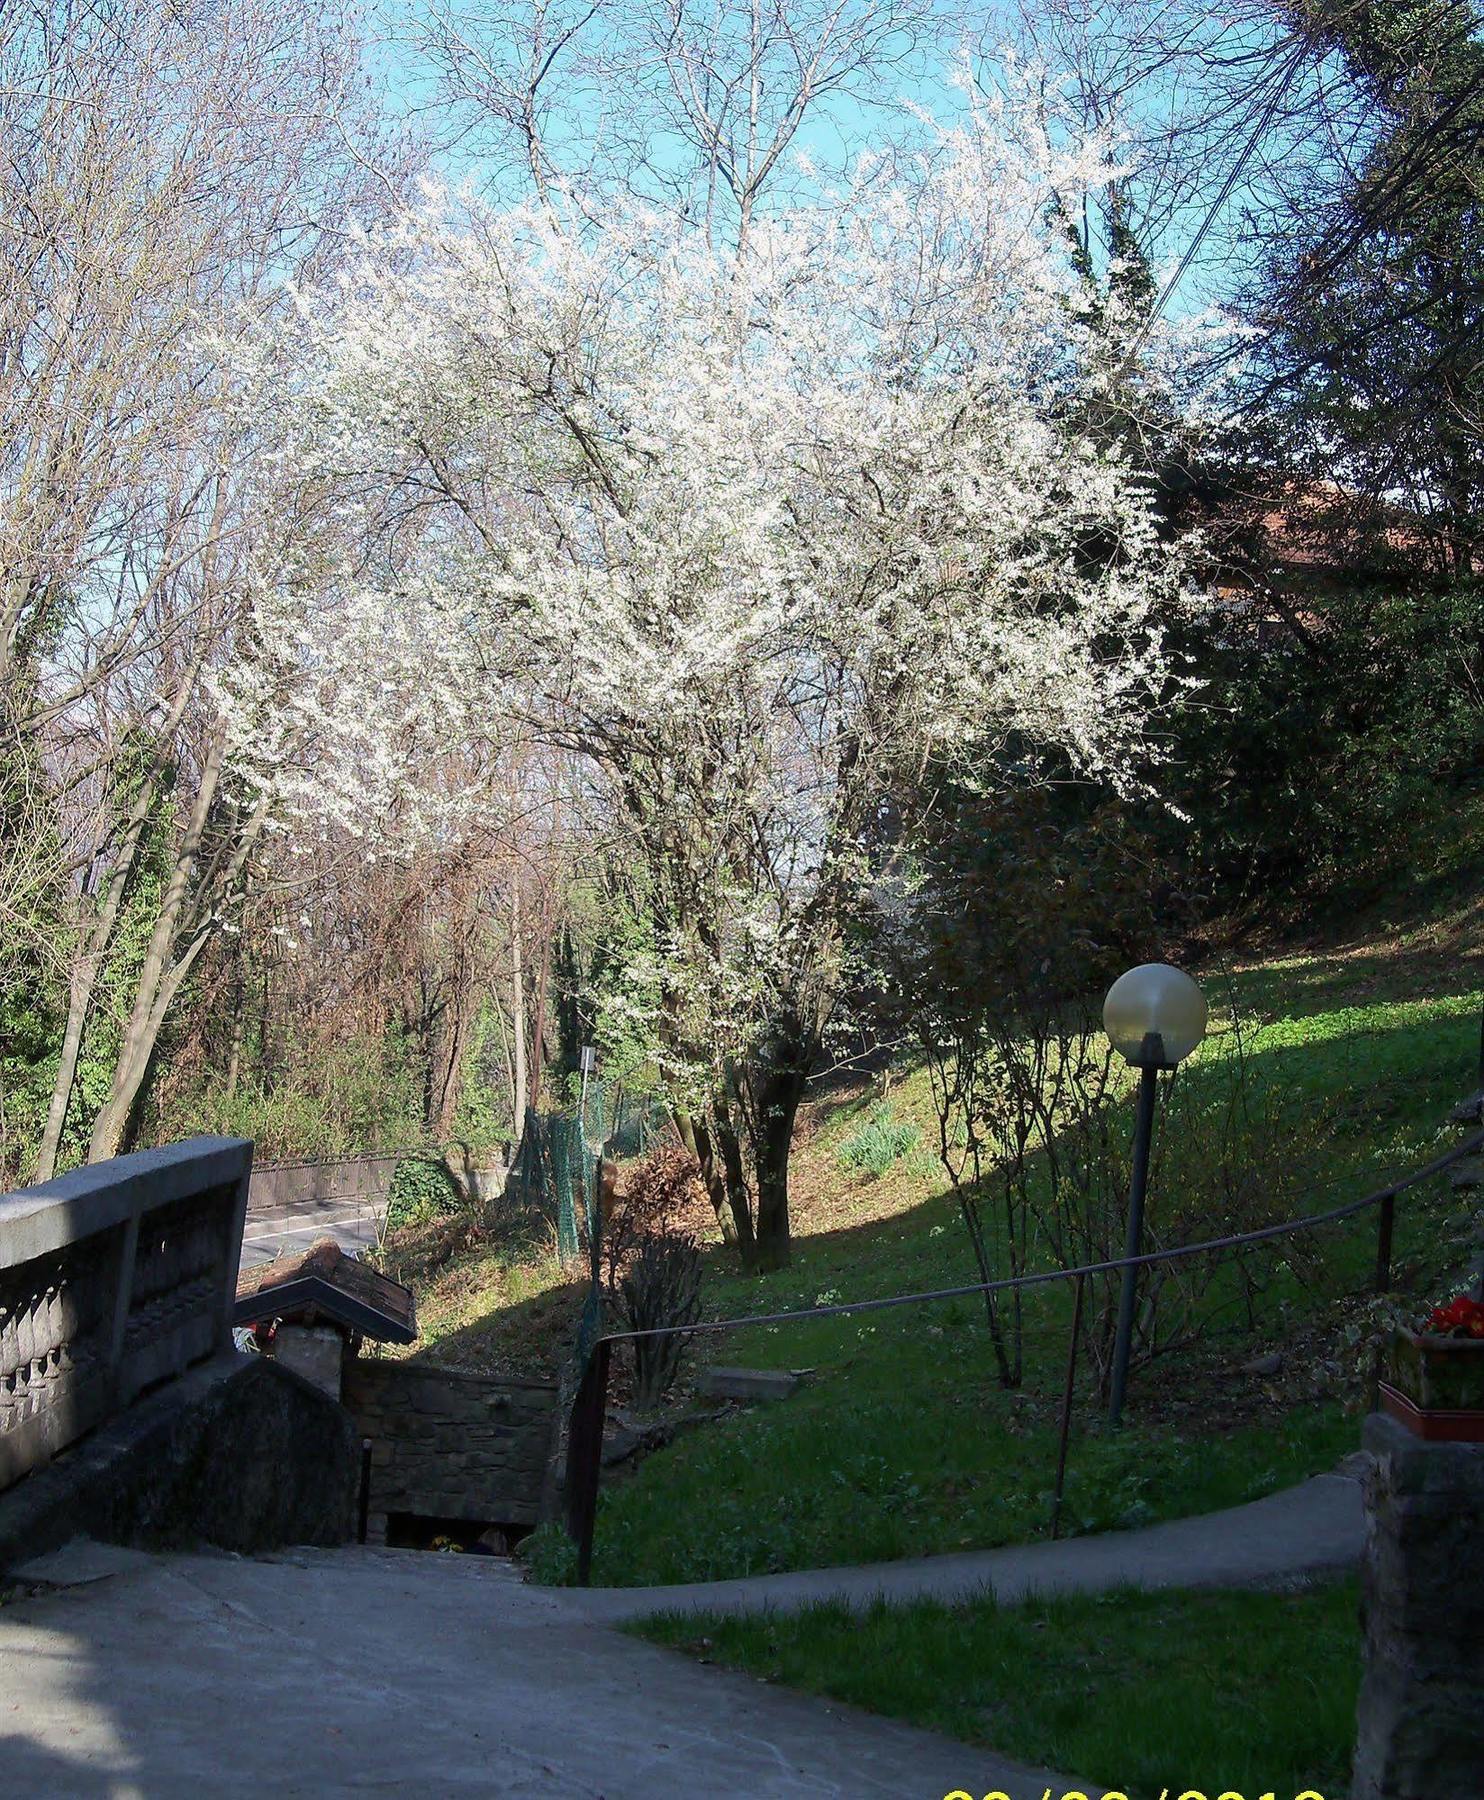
[1424,1293,1484,1339]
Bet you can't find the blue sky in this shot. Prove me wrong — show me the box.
[365,0,1348,323]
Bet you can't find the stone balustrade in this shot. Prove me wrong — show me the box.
[0,1138,252,1494]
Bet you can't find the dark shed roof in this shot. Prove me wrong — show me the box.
[235,1238,417,1345]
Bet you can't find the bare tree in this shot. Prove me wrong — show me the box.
[407,0,948,243]
[1,1,417,1177]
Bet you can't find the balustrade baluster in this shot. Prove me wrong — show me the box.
[14,1296,34,1423]
[0,1303,16,1430]
[2,1138,253,1488]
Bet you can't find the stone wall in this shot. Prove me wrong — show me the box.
[342,1358,559,1544]
[1352,1411,1484,1799]
[274,1324,346,1398]
[0,1351,357,1572]
[247,1152,509,1220]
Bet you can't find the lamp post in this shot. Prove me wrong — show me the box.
[1103,963,1208,1427]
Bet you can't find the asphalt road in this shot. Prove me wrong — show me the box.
[237,1193,382,1271]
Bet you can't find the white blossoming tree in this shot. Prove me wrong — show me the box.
[250,77,1205,1268]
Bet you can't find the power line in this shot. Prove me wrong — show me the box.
[1118,32,1313,371]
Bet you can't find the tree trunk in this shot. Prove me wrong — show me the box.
[490,992,518,1143]
[224,958,245,1100]
[37,935,109,1180]
[35,772,157,1174]
[509,880,528,1138]
[432,992,470,1141]
[88,744,269,1163]
[88,738,225,1161]
[530,890,552,1103]
[750,1067,806,1272]
[710,1103,757,1266]
[675,1107,756,1261]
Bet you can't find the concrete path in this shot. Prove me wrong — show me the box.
[571,1470,1366,1625]
[0,1473,1363,1796]
[0,1543,1068,1798]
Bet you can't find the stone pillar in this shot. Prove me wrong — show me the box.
[1352,1411,1484,1800]
[272,1324,347,1401]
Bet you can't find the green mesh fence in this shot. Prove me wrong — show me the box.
[507,1108,579,1257]
[504,1079,670,1371]
[506,1076,615,1263]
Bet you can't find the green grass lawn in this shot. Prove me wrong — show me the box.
[527,1338,1358,1585]
[634,1579,1362,1797]
[519,929,1481,1587]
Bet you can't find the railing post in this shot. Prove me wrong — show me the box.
[357,1437,373,1544]
[1050,1273,1085,1540]
[1374,1188,1396,1296]
[564,1336,611,1586]
[1371,1188,1397,1411]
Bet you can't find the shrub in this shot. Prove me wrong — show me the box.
[837,1103,920,1178]
[517,1518,578,1584]
[618,1230,703,1409]
[385,1156,463,1232]
[602,1141,709,1287]
[622,1140,708,1226]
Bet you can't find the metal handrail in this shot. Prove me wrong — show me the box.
[593,1127,1482,1351]
[563,1125,1484,1583]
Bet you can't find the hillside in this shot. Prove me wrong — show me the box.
[376,896,1484,1586]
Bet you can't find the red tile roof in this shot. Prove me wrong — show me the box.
[235,1238,416,1344]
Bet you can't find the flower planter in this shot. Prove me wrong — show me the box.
[1379,1327,1484,1442]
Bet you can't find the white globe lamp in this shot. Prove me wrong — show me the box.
[1102,963,1207,1425]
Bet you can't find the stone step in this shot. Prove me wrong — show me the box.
[1449,1159,1484,1191]
[1449,1090,1484,1126]
[698,1365,802,1402]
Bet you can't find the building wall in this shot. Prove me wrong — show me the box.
[342,1357,559,1544]
[273,1324,346,1399]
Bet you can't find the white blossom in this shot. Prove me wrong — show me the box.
[227,67,1225,1081]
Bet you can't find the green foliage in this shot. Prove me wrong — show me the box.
[1263,0,1484,540]
[385,1156,464,1232]
[1213,0,1484,921]
[449,998,517,1149]
[835,1104,920,1178]
[0,738,66,1186]
[636,1579,1361,1797]
[0,974,64,1190]
[1173,582,1484,906]
[528,937,1476,1589]
[878,780,1161,1048]
[517,1519,578,1584]
[556,881,665,1093]
[558,1348,1356,1587]
[161,1029,426,1161]
[2,598,83,1183]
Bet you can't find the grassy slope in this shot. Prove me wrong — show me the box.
[385,894,1484,1587]
[634,1578,1362,1796]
